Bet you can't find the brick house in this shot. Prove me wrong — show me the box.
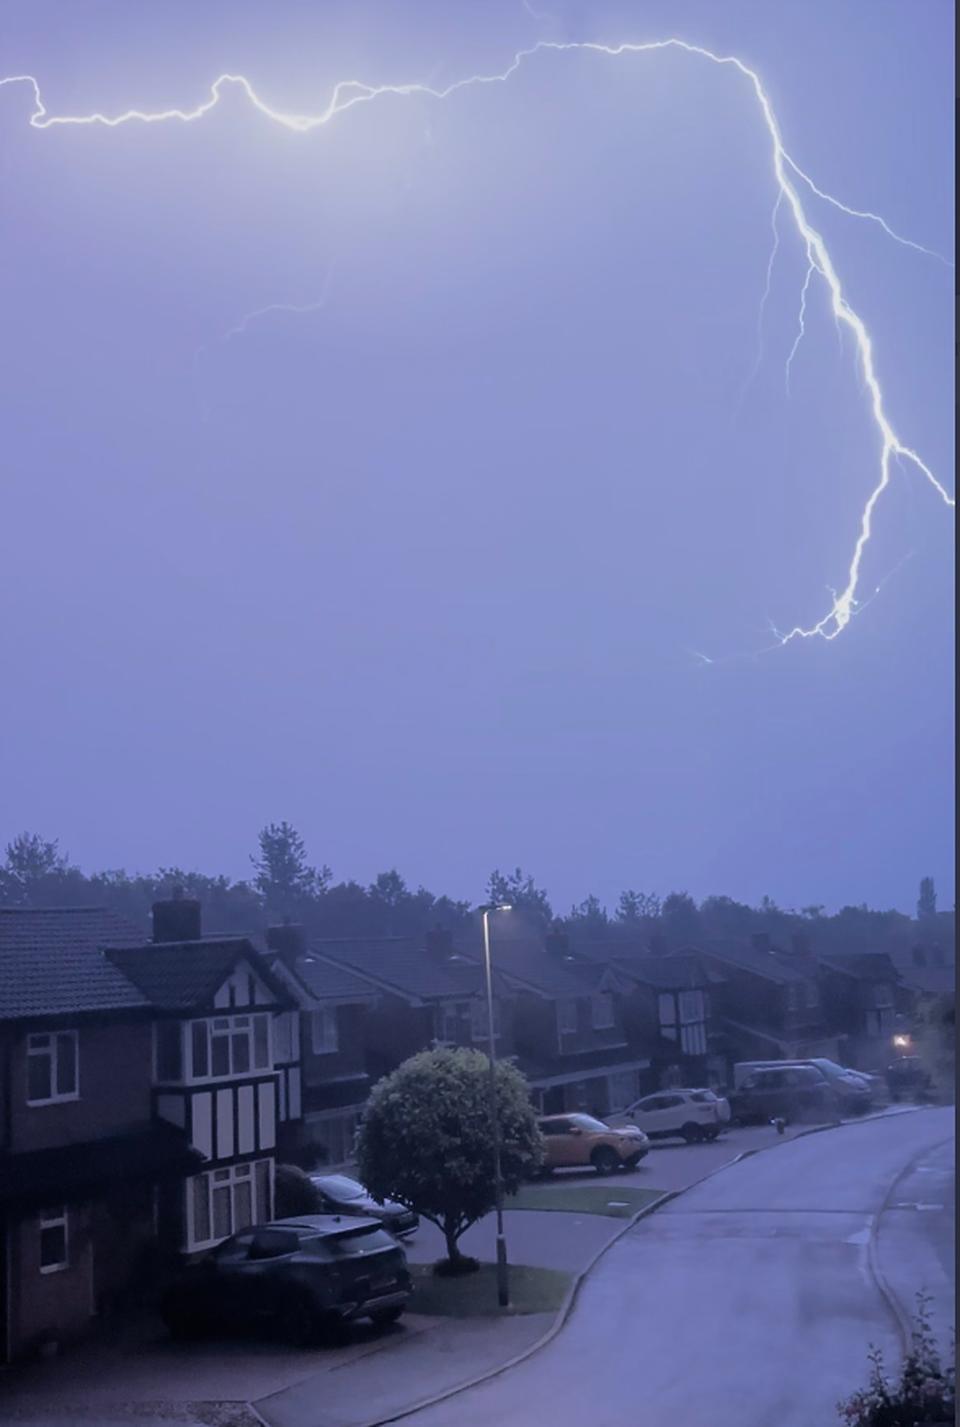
[689,935,843,1071]
[815,952,901,1070]
[0,907,199,1361]
[0,898,301,1362]
[262,924,379,1167]
[470,929,657,1116]
[313,927,518,1085]
[603,950,726,1092]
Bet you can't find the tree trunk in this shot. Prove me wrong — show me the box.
[442,1223,463,1266]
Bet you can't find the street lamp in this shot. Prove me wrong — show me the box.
[481,902,512,1307]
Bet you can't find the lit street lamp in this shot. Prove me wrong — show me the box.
[481,902,512,1307]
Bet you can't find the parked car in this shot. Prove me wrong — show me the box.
[733,1058,872,1113]
[309,1174,419,1238]
[729,1065,838,1126]
[536,1113,649,1173]
[160,1216,412,1345]
[885,1056,933,1100]
[609,1088,731,1144]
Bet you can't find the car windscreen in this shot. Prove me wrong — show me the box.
[315,1175,367,1201]
[568,1114,610,1133]
[308,1224,397,1257]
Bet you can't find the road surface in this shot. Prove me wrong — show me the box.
[401,1107,954,1427]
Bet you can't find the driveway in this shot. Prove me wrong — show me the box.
[398,1106,954,1427]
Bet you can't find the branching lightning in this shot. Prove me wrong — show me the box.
[785,253,817,394]
[2,38,953,646]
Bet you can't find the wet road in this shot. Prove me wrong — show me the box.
[402,1107,954,1427]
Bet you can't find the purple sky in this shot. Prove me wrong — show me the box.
[0,1,953,914]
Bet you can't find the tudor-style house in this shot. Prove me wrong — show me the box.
[0,897,301,1361]
[106,896,299,1255]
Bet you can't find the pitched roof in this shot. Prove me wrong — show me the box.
[311,937,496,1002]
[819,952,900,981]
[274,952,380,1006]
[1,1120,203,1205]
[107,938,293,1012]
[692,939,817,985]
[0,907,149,1020]
[613,951,720,990]
[459,939,606,997]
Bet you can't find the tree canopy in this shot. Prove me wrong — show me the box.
[355,1047,543,1267]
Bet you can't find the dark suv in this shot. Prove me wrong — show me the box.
[729,1065,837,1126]
[161,1215,412,1345]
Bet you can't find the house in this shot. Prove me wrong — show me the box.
[688,934,843,1071]
[262,923,379,1167]
[466,928,657,1117]
[605,950,726,1092]
[815,952,902,1070]
[0,906,197,1361]
[0,896,301,1362]
[313,927,518,1084]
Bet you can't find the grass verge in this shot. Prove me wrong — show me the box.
[409,1263,572,1317]
[504,1183,663,1217]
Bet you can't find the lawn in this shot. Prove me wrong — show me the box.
[504,1183,664,1217]
[409,1262,572,1317]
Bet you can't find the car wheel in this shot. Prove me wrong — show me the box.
[623,1153,644,1170]
[591,1146,621,1174]
[369,1305,405,1327]
[704,1128,719,1141]
[278,1295,319,1347]
[681,1122,703,1143]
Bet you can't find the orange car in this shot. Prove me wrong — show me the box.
[536,1113,650,1173]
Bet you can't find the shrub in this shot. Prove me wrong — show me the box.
[274,1163,321,1219]
[837,1294,955,1426]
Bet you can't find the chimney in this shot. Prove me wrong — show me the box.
[545,924,571,958]
[266,920,307,968]
[152,887,202,943]
[751,932,772,956]
[790,932,811,959]
[425,925,454,959]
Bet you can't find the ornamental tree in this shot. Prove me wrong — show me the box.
[355,1047,543,1269]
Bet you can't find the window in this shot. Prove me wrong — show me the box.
[189,1161,267,1248]
[27,1032,78,1104]
[558,1000,579,1035]
[155,1022,183,1082]
[658,994,678,1042]
[678,990,704,1023]
[189,1015,271,1078]
[804,982,820,1009]
[39,1207,68,1273]
[311,1007,339,1055]
[469,998,501,1042]
[591,993,615,1030]
[786,984,801,1011]
[608,1070,638,1111]
[539,1119,572,1135]
[273,1012,298,1063]
[873,983,894,1009]
[681,1022,707,1056]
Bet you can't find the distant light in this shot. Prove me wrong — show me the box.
[892,1034,911,1048]
[497,904,513,913]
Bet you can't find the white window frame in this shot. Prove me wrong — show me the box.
[678,990,704,1024]
[187,1014,272,1080]
[591,993,615,1030]
[27,1031,79,1106]
[658,994,678,1041]
[558,999,579,1036]
[311,1007,339,1055]
[38,1206,69,1273]
[186,1159,272,1250]
[273,1011,299,1063]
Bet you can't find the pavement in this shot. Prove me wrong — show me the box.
[394,1106,955,1427]
[0,1106,949,1427]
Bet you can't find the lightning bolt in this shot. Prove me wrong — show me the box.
[785,253,817,394]
[2,39,953,646]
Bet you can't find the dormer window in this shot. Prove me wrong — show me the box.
[591,993,615,1030]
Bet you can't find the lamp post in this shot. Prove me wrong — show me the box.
[481,902,511,1307]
